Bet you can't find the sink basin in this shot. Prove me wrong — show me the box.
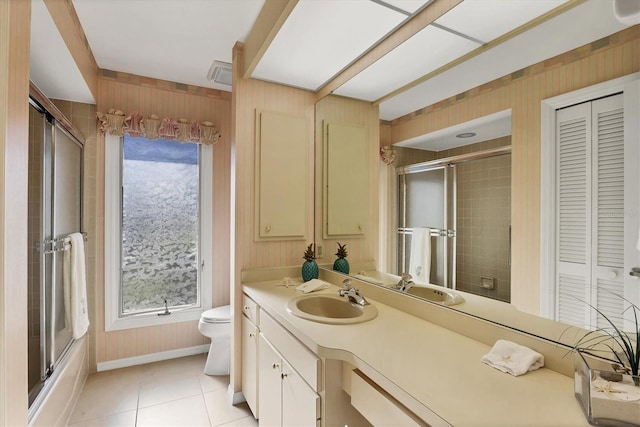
[406,285,464,306]
[287,294,378,324]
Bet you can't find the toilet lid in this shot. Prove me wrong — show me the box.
[202,305,231,323]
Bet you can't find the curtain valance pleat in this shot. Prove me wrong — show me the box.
[97,109,221,145]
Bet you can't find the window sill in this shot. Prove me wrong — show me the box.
[105,306,206,332]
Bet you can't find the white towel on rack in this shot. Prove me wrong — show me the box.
[63,232,89,339]
[409,227,431,284]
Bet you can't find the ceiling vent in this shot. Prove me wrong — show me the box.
[207,61,232,87]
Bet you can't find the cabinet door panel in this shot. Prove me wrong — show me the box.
[258,335,281,427]
[256,110,308,239]
[282,360,320,427]
[242,316,258,418]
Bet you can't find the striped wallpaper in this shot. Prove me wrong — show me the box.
[230,43,317,392]
[389,25,640,314]
[93,72,232,363]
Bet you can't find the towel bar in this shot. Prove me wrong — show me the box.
[397,227,456,238]
[43,232,88,254]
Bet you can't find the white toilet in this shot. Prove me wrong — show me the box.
[198,305,231,375]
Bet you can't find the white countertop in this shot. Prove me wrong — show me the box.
[243,279,591,427]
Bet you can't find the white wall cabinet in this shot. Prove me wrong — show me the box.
[322,121,368,238]
[255,110,308,240]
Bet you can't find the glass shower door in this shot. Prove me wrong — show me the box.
[50,123,82,365]
[398,166,453,287]
[28,100,83,407]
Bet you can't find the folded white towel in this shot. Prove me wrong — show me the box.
[63,233,90,339]
[481,339,544,376]
[409,227,431,284]
[296,279,330,293]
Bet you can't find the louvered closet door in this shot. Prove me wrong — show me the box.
[556,102,592,328]
[591,95,625,329]
[556,94,627,330]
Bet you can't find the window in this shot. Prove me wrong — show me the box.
[105,134,212,330]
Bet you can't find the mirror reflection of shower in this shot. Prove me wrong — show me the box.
[396,145,511,303]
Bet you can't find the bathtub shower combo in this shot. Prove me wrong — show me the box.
[396,147,512,303]
[27,95,85,415]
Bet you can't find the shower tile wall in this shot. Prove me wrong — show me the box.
[448,137,511,302]
[28,107,43,389]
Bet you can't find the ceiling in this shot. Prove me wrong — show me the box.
[30,0,637,149]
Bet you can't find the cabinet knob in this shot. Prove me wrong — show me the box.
[281,373,288,379]
[272,363,280,370]
[248,332,255,338]
[243,305,250,311]
[265,225,271,233]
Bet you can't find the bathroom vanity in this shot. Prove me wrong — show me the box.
[241,275,591,427]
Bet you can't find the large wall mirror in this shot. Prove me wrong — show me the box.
[314,72,640,348]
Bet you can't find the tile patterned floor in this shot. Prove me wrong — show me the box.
[69,354,256,427]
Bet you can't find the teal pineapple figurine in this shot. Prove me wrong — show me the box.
[333,242,349,274]
[301,243,319,282]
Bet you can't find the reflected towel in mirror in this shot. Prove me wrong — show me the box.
[481,339,544,376]
[409,227,431,285]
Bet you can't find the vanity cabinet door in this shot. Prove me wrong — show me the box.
[242,315,258,418]
[258,334,320,427]
[281,359,319,427]
[258,335,282,427]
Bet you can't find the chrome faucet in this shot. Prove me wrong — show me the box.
[396,273,415,292]
[338,279,369,306]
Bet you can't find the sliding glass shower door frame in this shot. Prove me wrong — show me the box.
[28,96,84,407]
[397,164,455,288]
[396,146,512,291]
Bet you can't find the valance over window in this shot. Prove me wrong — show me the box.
[97,109,221,145]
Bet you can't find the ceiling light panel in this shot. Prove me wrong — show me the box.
[435,0,568,44]
[251,0,407,91]
[334,25,479,101]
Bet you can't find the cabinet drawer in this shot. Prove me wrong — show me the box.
[242,294,259,325]
[260,311,320,391]
[350,369,425,427]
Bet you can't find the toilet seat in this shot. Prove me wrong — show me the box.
[201,305,231,324]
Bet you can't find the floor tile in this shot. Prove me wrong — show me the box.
[204,388,253,427]
[217,415,258,427]
[69,372,140,423]
[68,409,137,427]
[136,394,211,427]
[141,354,206,382]
[138,373,202,408]
[199,373,230,393]
[69,354,250,427]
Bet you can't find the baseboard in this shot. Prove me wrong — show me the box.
[96,345,209,372]
[228,384,247,405]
